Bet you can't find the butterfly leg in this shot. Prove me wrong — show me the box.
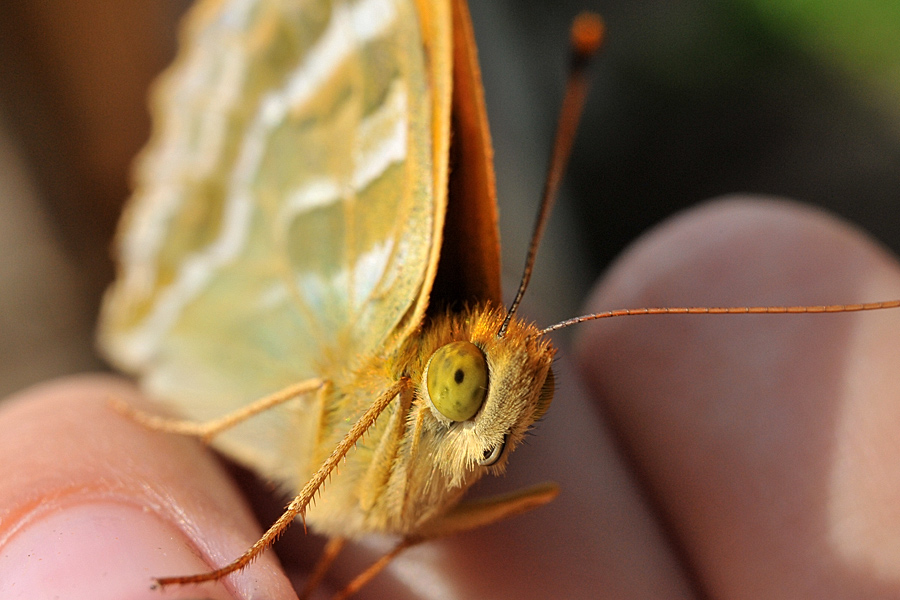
[153,378,410,587]
[332,537,417,600]
[416,481,559,538]
[299,536,347,600]
[110,378,325,442]
[332,482,559,599]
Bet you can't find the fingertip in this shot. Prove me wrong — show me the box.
[575,196,900,379]
[0,375,297,600]
[0,502,236,600]
[574,197,900,596]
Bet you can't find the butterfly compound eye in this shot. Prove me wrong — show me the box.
[425,341,488,422]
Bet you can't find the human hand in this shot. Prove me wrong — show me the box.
[2,198,899,599]
[575,197,900,598]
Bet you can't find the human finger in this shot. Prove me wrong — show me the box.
[576,198,900,598]
[0,375,297,600]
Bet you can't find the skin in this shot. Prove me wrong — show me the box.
[2,197,900,599]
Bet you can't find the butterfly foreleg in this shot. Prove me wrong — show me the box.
[298,386,414,599]
[154,377,411,587]
[417,481,560,539]
[359,383,415,511]
[110,378,325,442]
[331,537,418,600]
[330,482,560,599]
[298,536,347,600]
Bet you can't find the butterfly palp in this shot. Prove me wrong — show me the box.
[424,341,488,422]
[478,434,506,466]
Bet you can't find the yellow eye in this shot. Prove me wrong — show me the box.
[425,341,488,422]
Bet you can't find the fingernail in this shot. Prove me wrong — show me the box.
[0,502,238,600]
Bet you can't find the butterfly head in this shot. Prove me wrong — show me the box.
[388,10,602,495]
[404,306,555,486]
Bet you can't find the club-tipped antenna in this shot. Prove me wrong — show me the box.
[498,13,605,338]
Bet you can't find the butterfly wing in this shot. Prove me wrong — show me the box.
[429,0,502,308]
[99,0,452,482]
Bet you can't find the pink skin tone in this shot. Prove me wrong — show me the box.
[2,197,900,599]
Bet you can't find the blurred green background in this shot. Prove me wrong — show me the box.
[1,0,900,398]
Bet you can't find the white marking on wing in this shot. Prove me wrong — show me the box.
[295,237,395,314]
[353,78,408,190]
[115,0,402,365]
[351,0,398,40]
[266,0,398,123]
[119,186,181,297]
[191,45,249,172]
[283,178,342,216]
[278,79,408,221]
[119,15,252,297]
[116,192,254,366]
[350,238,395,310]
[219,0,257,29]
[258,281,290,310]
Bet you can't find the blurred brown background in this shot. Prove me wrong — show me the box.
[0,3,187,397]
[2,0,900,399]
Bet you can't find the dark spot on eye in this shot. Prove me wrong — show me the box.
[454,368,464,384]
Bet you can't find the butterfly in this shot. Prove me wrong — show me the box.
[97,0,900,596]
[98,0,606,595]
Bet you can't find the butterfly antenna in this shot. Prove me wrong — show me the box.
[498,13,605,337]
[540,301,900,335]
